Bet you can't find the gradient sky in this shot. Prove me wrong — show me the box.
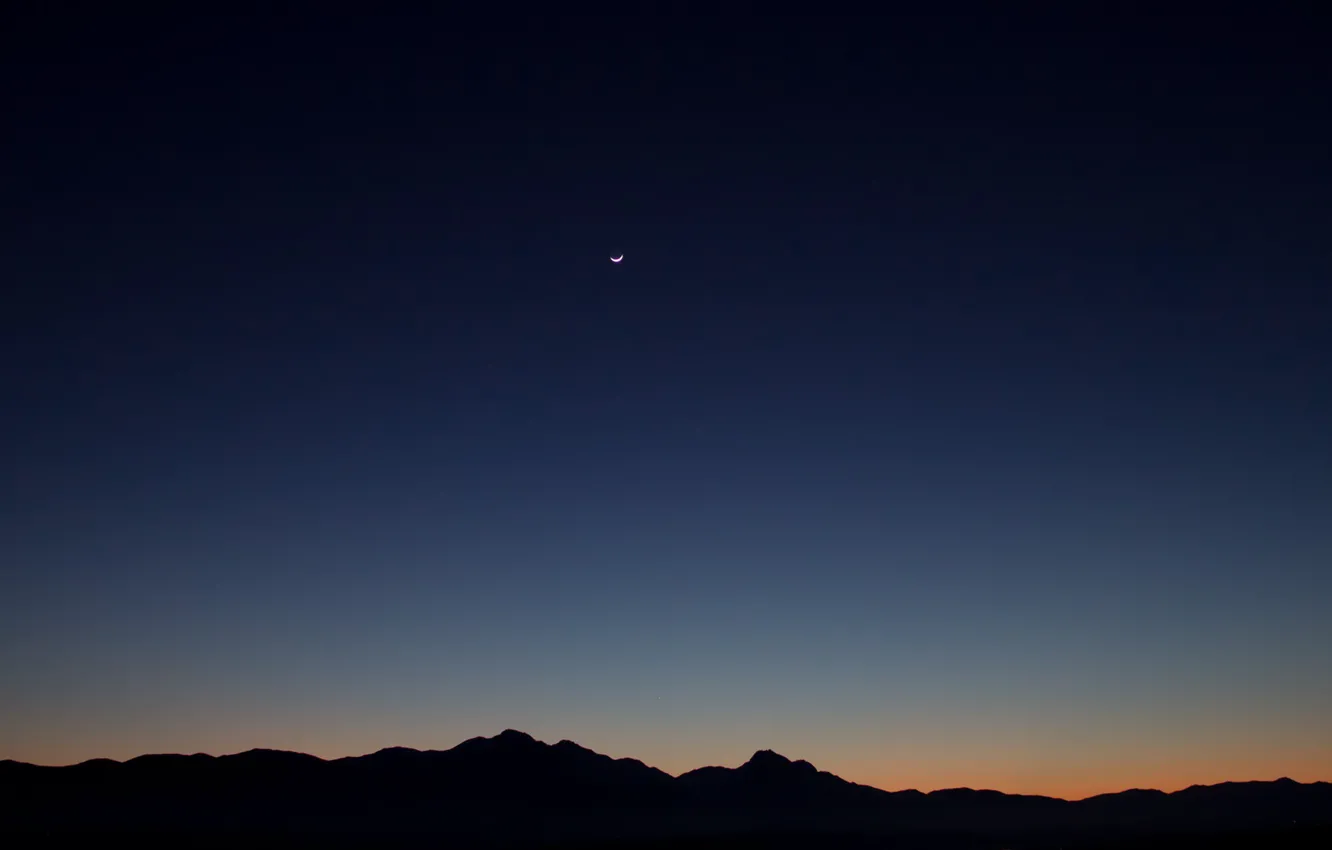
[3,8,1330,800]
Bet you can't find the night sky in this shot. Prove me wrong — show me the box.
[3,7,1329,799]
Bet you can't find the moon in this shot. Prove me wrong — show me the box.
[610,255,623,263]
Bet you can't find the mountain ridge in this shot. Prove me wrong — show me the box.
[4,729,1329,844]
[6,728,1325,802]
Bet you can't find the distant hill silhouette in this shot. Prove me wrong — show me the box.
[3,730,1329,848]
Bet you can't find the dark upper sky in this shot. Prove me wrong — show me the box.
[2,6,1329,797]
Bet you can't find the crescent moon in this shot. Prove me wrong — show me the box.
[610,255,623,263]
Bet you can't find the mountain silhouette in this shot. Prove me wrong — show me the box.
[677,748,893,808]
[3,730,1329,848]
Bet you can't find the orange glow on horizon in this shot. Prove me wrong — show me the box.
[8,721,1330,803]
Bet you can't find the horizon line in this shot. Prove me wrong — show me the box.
[6,728,1325,803]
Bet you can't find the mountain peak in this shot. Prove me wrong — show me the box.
[554,738,592,753]
[450,729,546,757]
[742,749,818,775]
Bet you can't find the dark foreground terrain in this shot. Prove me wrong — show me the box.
[6,826,1332,849]
[4,730,1329,849]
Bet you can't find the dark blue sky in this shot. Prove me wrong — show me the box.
[3,7,1329,796]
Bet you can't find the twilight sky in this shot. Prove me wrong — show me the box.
[2,7,1329,799]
